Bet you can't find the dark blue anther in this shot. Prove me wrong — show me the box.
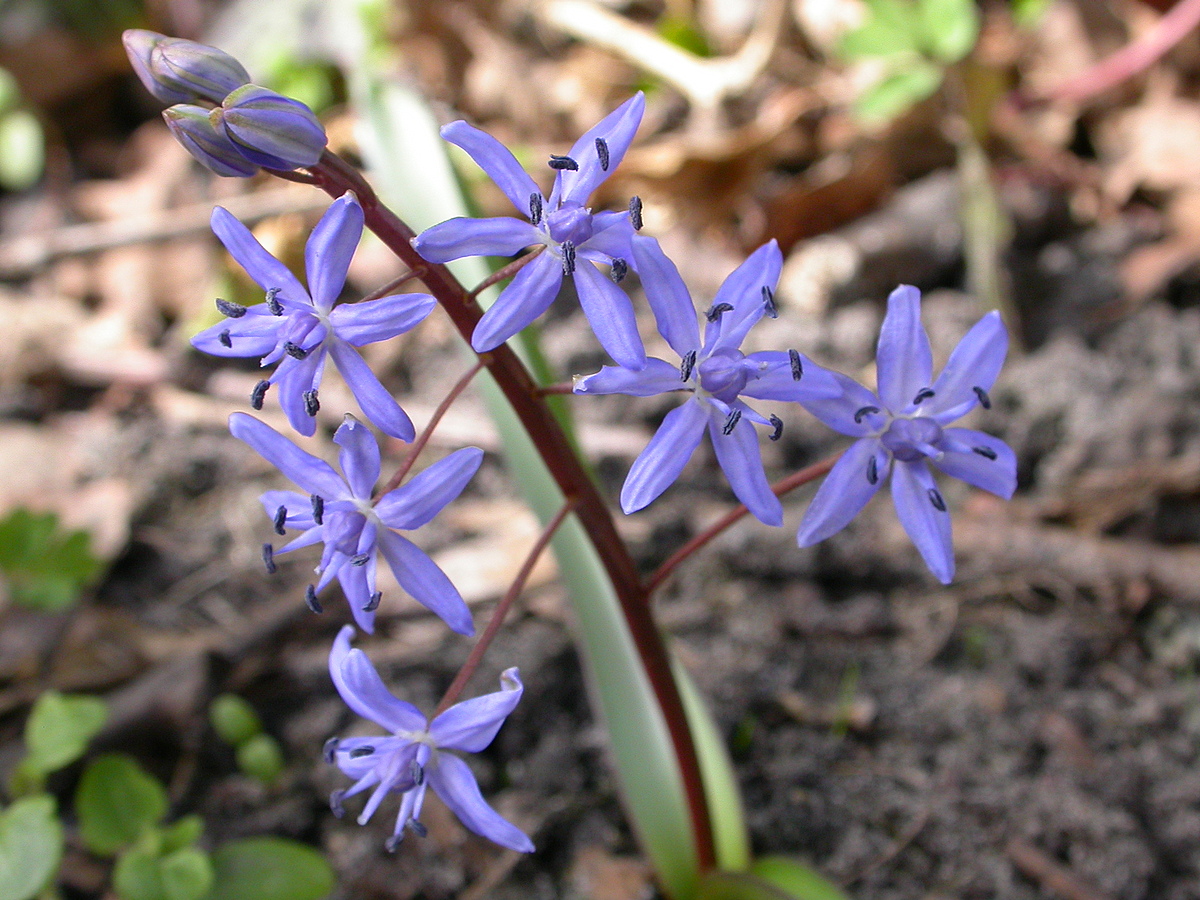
[722,409,742,435]
[610,257,628,283]
[364,591,382,612]
[973,386,992,409]
[972,445,997,460]
[529,192,543,226]
[265,287,283,316]
[705,302,733,322]
[596,137,610,171]
[218,329,232,348]
[303,389,319,417]
[912,387,935,404]
[762,285,777,318]
[789,349,803,381]
[348,746,374,758]
[680,349,697,382]
[854,406,880,424]
[216,297,246,318]
[561,241,576,277]
[305,585,322,614]
[323,738,339,763]
[251,380,270,410]
[284,341,308,360]
[548,154,578,171]
[273,505,287,535]
[769,415,784,441]
[262,543,277,574]
[867,455,879,485]
[927,488,946,512]
[629,196,643,231]
[311,494,324,525]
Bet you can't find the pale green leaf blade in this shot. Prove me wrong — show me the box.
[917,0,979,63]
[207,838,332,900]
[0,795,63,900]
[76,754,168,856]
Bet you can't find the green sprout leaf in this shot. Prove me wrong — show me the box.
[750,857,850,900]
[0,110,44,192]
[917,0,979,64]
[209,695,263,747]
[854,60,943,122]
[12,691,107,794]
[113,846,163,900]
[235,734,284,785]
[159,816,205,855]
[839,0,921,59]
[0,795,63,900]
[76,755,169,856]
[207,838,333,900]
[0,509,102,611]
[161,847,215,900]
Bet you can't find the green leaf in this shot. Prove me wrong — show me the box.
[0,70,18,115]
[161,848,214,900]
[76,755,168,856]
[698,864,849,900]
[235,734,284,785]
[113,846,164,900]
[1012,0,1052,28]
[160,816,205,855]
[0,795,63,900]
[854,61,943,122]
[0,509,102,611]
[17,691,107,788]
[208,838,333,900]
[750,857,850,900]
[0,110,44,192]
[839,0,921,59]
[917,0,979,63]
[209,695,263,747]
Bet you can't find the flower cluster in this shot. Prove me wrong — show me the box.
[138,25,1017,862]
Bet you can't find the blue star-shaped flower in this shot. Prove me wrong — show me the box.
[794,285,1016,583]
[231,412,480,634]
[326,626,533,853]
[413,94,647,369]
[574,235,842,526]
[195,193,434,440]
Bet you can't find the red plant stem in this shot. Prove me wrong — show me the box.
[433,499,577,718]
[1044,0,1200,103]
[361,266,428,303]
[538,382,575,395]
[645,452,841,596]
[468,244,546,300]
[376,359,485,498]
[305,151,717,871]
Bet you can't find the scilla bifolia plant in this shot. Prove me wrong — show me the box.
[125,29,1015,900]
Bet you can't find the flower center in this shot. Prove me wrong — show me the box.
[696,349,750,402]
[880,416,944,462]
[546,203,594,245]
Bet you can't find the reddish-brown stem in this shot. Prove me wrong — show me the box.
[538,382,575,395]
[467,244,547,300]
[433,499,576,718]
[376,359,486,499]
[361,266,428,303]
[645,452,842,596]
[1042,0,1200,103]
[304,150,716,871]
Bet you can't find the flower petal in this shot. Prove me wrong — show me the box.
[792,369,887,438]
[579,213,635,264]
[875,285,933,413]
[471,250,563,352]
[427,754,534,852]
[631,235,700,357]
[337,555,377,633]
[333,414,381,500]
[229,412,346,499]
[708,406,782,526]
[933,427,1016,499]
[573,258,646,369]
[376,530,474,635]
[259,489,316,530]
[192,306,283,357]
[430,668,522,752]
[620,400,708,514]
[891,460,954,583]
[272,350,326,437]
[573,358,686,397]
[559,92,645,207]
[926,310,1008,424]
[331,736,408,782]
[326,339,415,441]
[210,206,309,307]
[441,120,541,214]
[741,351,844,403]
[375,447,484,531]
[329,292,436,346]
[305,193,363,310]
[413,217,542,264]
[329,626,427,732]
[795,438,887,546]
[703,240,782,355]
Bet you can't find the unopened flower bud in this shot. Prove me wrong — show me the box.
[124,31,186,103]
[151,37,250,104]
[123,30,250,105]
[219,84,326,170]
[163,104,258,177]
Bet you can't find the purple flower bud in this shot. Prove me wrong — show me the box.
[219,84,327,170]
[162,105,258,178]
[123,30,250,105]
